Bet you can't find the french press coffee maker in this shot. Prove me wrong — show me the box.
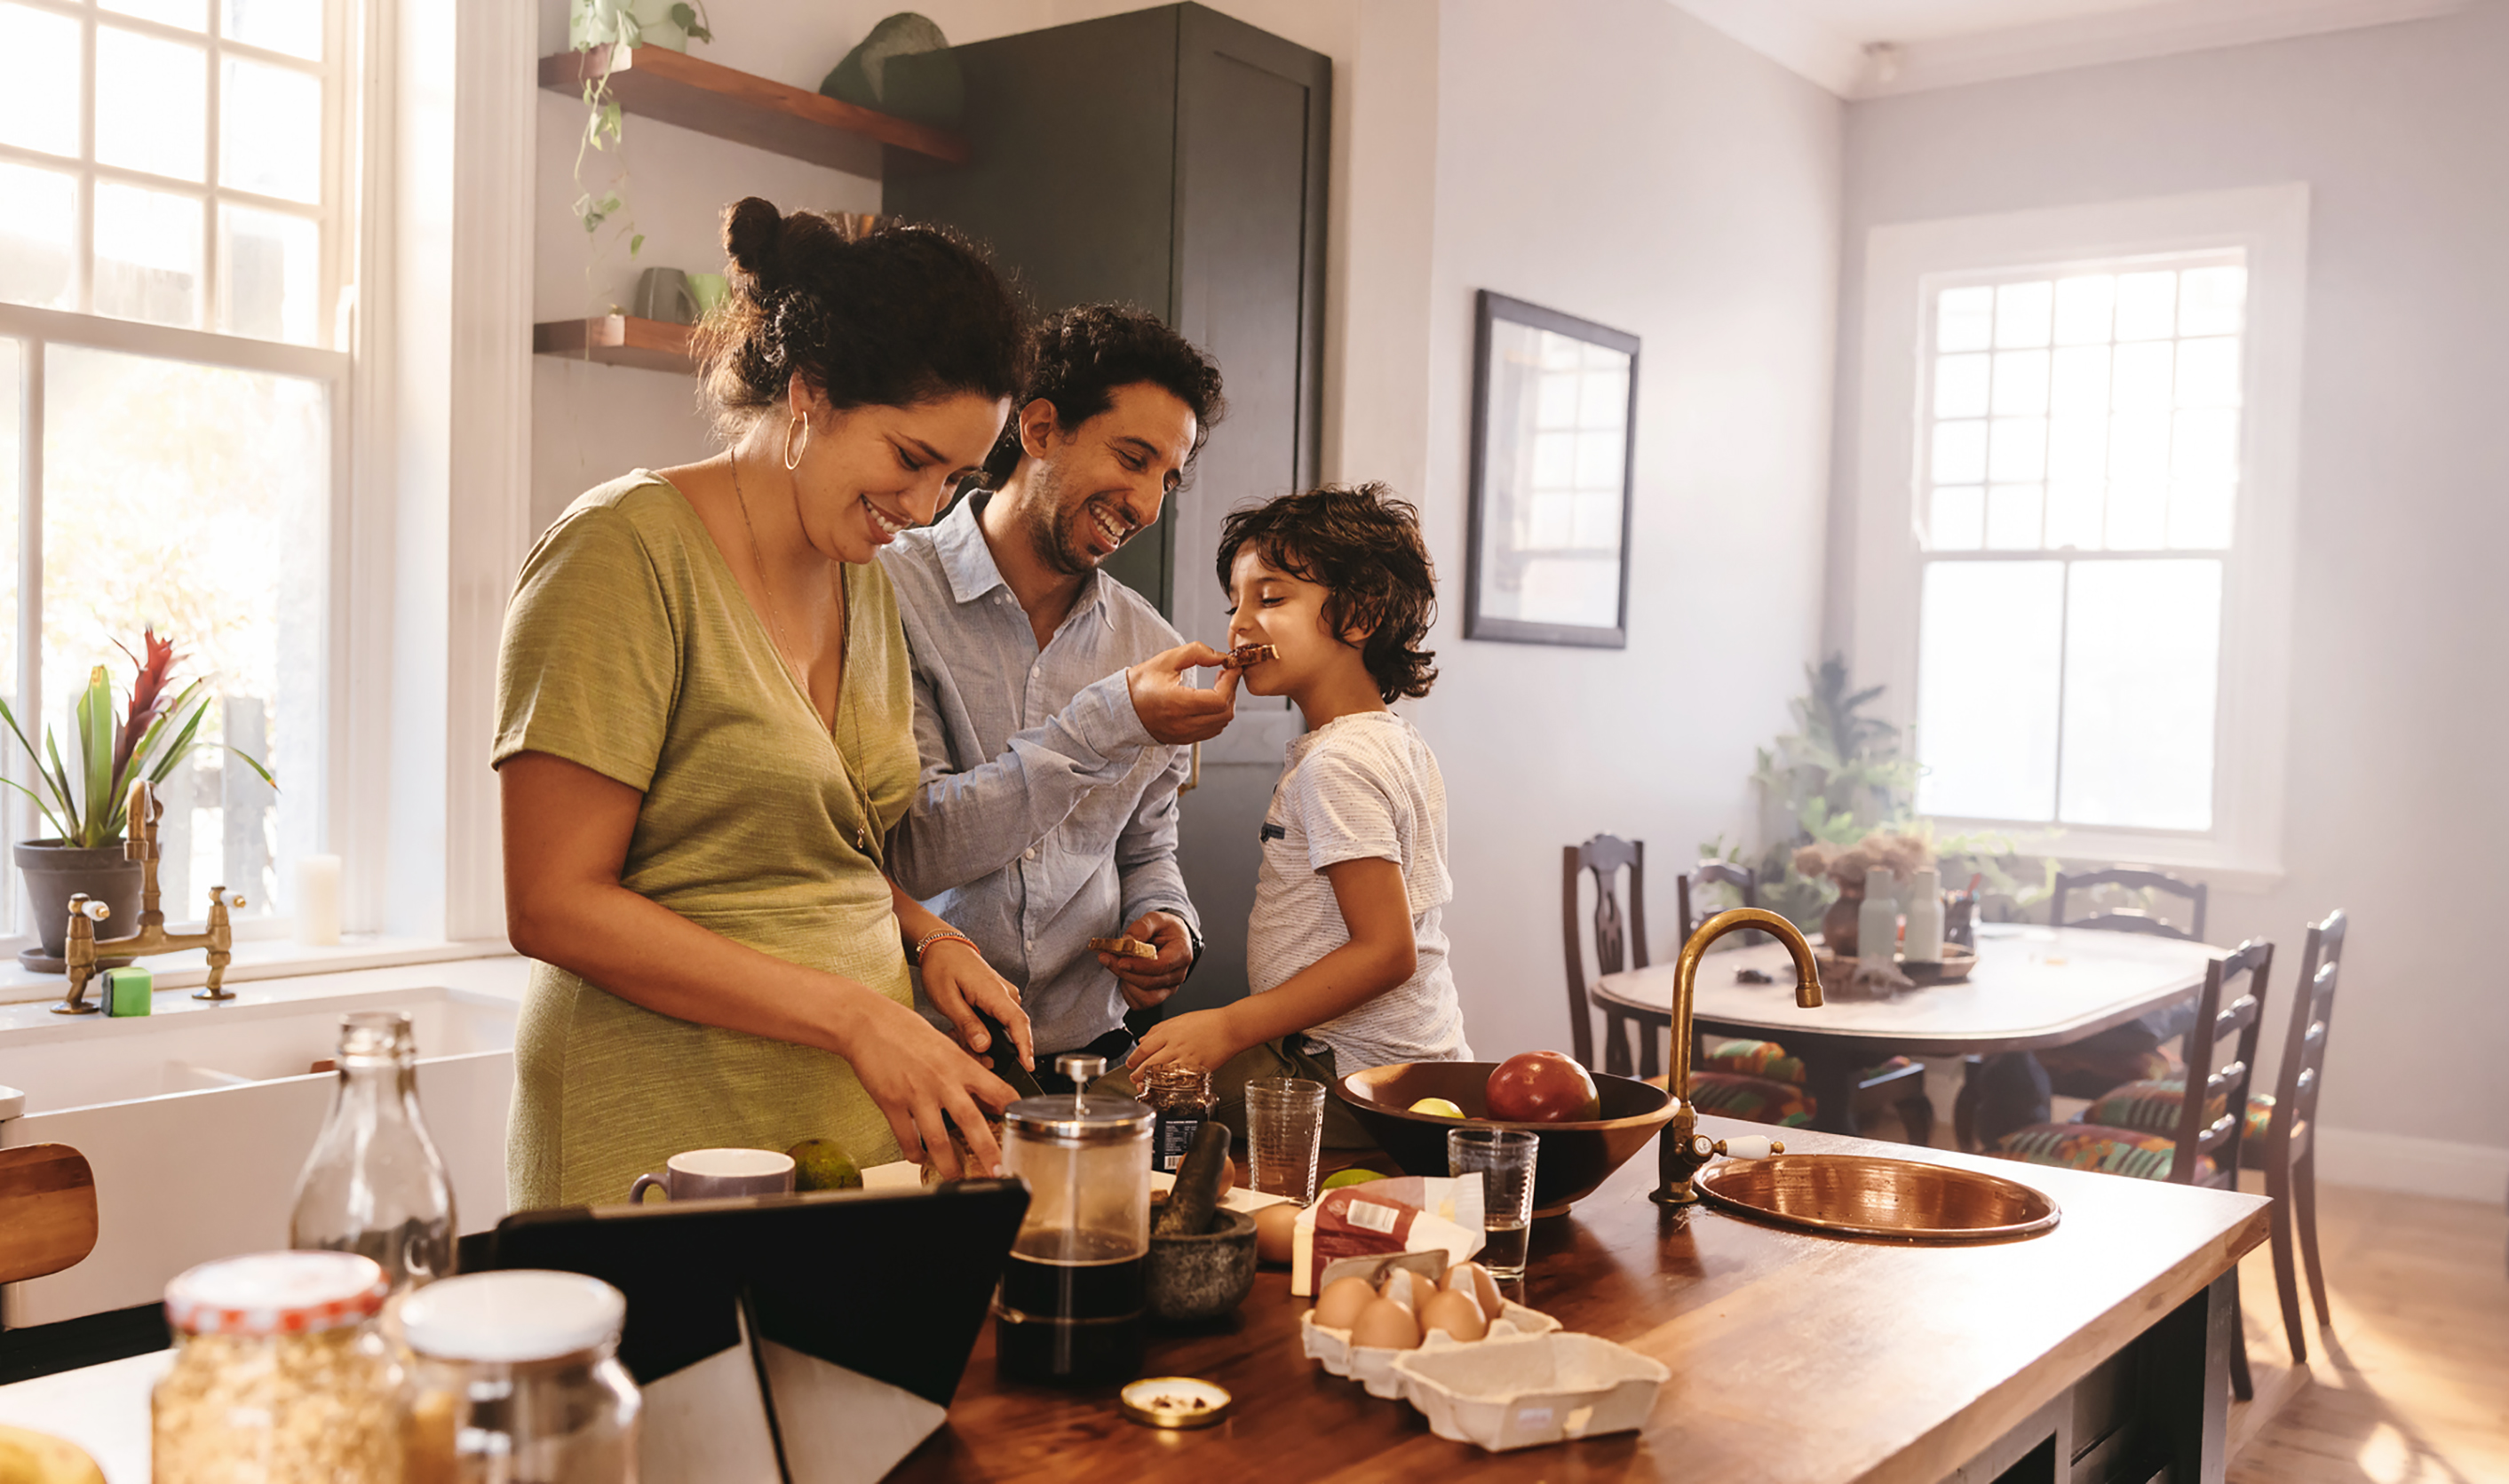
[995,1054,1153,1384]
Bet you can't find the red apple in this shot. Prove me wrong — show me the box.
[1485,1051,1601,1123]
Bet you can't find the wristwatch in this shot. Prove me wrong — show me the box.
[1181,916,1204,983]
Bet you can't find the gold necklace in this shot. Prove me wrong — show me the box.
[729,450,879,858]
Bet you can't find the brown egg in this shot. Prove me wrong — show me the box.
[1348,1297,1422,1351]
[1312,1276,1378,1331]
[1418,1288,1489,1344]
[1444,1261,1504,1319]
[1378,1267,1431,1313]
[1253,1202,1298,1266]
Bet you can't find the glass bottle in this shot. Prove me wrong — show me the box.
[995,1054,1153,1384]
[1140,1064,1215,1175]
[290,1009,457,1292]
[401,1270,641,1484]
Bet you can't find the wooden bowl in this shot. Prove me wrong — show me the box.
[1338,1063,1675,1218]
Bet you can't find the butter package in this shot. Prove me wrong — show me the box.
[1289,1176,1486,1295]
[103,966,154,1017]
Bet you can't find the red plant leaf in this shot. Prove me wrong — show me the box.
[112,628,183,783]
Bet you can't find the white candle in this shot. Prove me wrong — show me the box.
[295,853,342,945]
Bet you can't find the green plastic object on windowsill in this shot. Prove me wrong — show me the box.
[103,966,154,1017]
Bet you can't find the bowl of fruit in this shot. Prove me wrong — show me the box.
[1338,1054,1675,1217]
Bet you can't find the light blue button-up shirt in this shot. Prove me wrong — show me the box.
[879,494,1197,1055]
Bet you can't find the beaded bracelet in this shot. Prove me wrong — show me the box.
[910,928,980,966]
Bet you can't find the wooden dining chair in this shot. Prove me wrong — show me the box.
[2259,910,2344,1364]
[0,1143,100,1287]
[1563,835,1657,1076]
[1993,938,2274,1401]
[2052,867,2209,940]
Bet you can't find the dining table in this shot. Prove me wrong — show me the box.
[1590,923,2224,1138]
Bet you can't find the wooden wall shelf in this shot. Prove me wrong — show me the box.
[538,46,971,179]
[534,315,697,374]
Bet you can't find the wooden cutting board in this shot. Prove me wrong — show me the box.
[0,1145,99,1285]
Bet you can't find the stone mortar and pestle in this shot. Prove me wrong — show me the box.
[1146,1122,1258,1322]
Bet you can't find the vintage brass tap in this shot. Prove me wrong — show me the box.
[53,781,245,1015]
[1651,908,1823,1205]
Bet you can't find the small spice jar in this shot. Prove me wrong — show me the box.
[1140,1064,1216,1175]
[399,1270,640,1484]
[153,1250,402,1484]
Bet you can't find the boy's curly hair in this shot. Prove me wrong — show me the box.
[1216,483,1439,702]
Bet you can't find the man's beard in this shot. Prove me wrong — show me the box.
[1017,460,1109,578]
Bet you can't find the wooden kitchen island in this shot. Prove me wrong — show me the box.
[899,1115,2267,1484]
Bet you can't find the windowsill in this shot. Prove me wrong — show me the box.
[0,936,518,1008]
[1928,822,2284,894]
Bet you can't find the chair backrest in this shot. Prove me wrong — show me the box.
[1676,862,1759,939]
[0,1143,99,1285]
[2268,910,2345,1150]
[2166,940,2273,1187]
[2053,867,2209,941]
[1561,835,1648,1068]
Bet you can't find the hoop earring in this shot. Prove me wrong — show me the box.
[782,413,809,472]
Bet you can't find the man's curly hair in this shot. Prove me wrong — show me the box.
[981,305,1226,488]
[1216,483,1439,703]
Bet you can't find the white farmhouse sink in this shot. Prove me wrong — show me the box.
[0,982,516,1328]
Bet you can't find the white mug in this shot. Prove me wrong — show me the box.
[629,1147,795,1203]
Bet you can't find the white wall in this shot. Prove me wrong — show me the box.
[1830,3,2509,1183]
[526,0,1846,1067]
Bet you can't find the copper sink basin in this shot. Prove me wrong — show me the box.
[1696,1155,2060,1242]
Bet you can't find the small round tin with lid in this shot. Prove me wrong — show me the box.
[1119,1376,1233,1429]
[153,1251,401,1484]
[401,1271,641,1483]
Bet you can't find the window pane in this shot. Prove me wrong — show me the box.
[1932,419,1986,485]
[2114,270,2177,341]
[2107,476,2168,551]
[1995,282,2052,349]
[1990,349,2048,415]
[218,203,320,344]
[1937,286,1993,353]
[1988,417,2045,483]
[95,181,203,327]
[1986,485,2043,550]
[2052,275,2115,345]
[104,0,208,28]
[2047,481,2103,550]
[0,162,78,311]
[1934,353,1989,419]
[2050,345,2109,417]
[1928,487,1983,551]
[2060,559,2221,829]
[2178,266,2246,337]
[225,0,324,60]
[0,3,82,157]
[41,344,329,920]
[2174,337,2242,408]
[2047,415,2107,483]
[97,27,209,182]
[2172,408,2241,481]
[222,58,322,202]
[1916,560,2062,821]
[2111,341,2175,412]
[2170,480,2235,550]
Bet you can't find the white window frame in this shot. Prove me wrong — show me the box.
[1850,185,2309,890]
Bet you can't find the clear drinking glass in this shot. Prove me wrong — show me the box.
[1449,1127,1539,1281]
[1244,1076,1325,1203]
[289,1011,457,1292]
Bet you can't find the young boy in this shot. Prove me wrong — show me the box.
[1127,483,1470,1145]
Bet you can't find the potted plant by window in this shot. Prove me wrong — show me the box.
[3,631,275,972]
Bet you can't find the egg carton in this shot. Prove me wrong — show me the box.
[1298,1301,1561,1399]
[1391,1331,1670,1452]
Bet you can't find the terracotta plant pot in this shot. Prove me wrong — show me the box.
[13,839,142,971]
[1821,894,1862,957]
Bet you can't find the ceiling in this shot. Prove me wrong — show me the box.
[1670,0,2469,97]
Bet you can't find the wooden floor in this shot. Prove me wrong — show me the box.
[1874,1079,2508,1482]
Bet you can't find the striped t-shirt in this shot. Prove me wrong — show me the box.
[1246,710,1473,1073]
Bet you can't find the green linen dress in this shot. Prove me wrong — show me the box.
[492,472,919,1209]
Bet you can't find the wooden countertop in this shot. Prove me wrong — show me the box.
[896,1118,2267,1483]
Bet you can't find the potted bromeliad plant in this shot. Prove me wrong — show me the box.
[2,631,274,972]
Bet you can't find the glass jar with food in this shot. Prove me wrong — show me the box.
[1140,1064,1215,1176]
[399,1269,640,1484]
[153,1250,402,1484]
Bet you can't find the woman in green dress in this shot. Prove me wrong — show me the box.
[494,198,1035,1209]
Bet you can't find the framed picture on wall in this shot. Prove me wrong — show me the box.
[1464,290,1639,648]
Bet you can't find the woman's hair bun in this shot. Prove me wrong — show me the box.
[722,197,785,283]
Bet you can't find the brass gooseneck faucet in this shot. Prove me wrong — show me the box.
[1652,908,1824,1205]
[54,780,245,1015]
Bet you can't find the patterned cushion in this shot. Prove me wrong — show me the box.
[2080,1079,2274,1145]
[1702,1039,1923,1090]
[1686,1071,1815,1128]
[1992,1122,2218,1183]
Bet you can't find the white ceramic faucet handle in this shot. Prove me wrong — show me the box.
[1718,1135,1779,1160]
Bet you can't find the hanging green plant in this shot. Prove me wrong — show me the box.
[567,1,717,288]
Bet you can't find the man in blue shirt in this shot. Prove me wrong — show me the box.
[882,306,1234,1083]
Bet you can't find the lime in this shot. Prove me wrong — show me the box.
[1321,1168,1387,1190]
[1407,1097,1465,1118]
[787,1138,862,1192]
